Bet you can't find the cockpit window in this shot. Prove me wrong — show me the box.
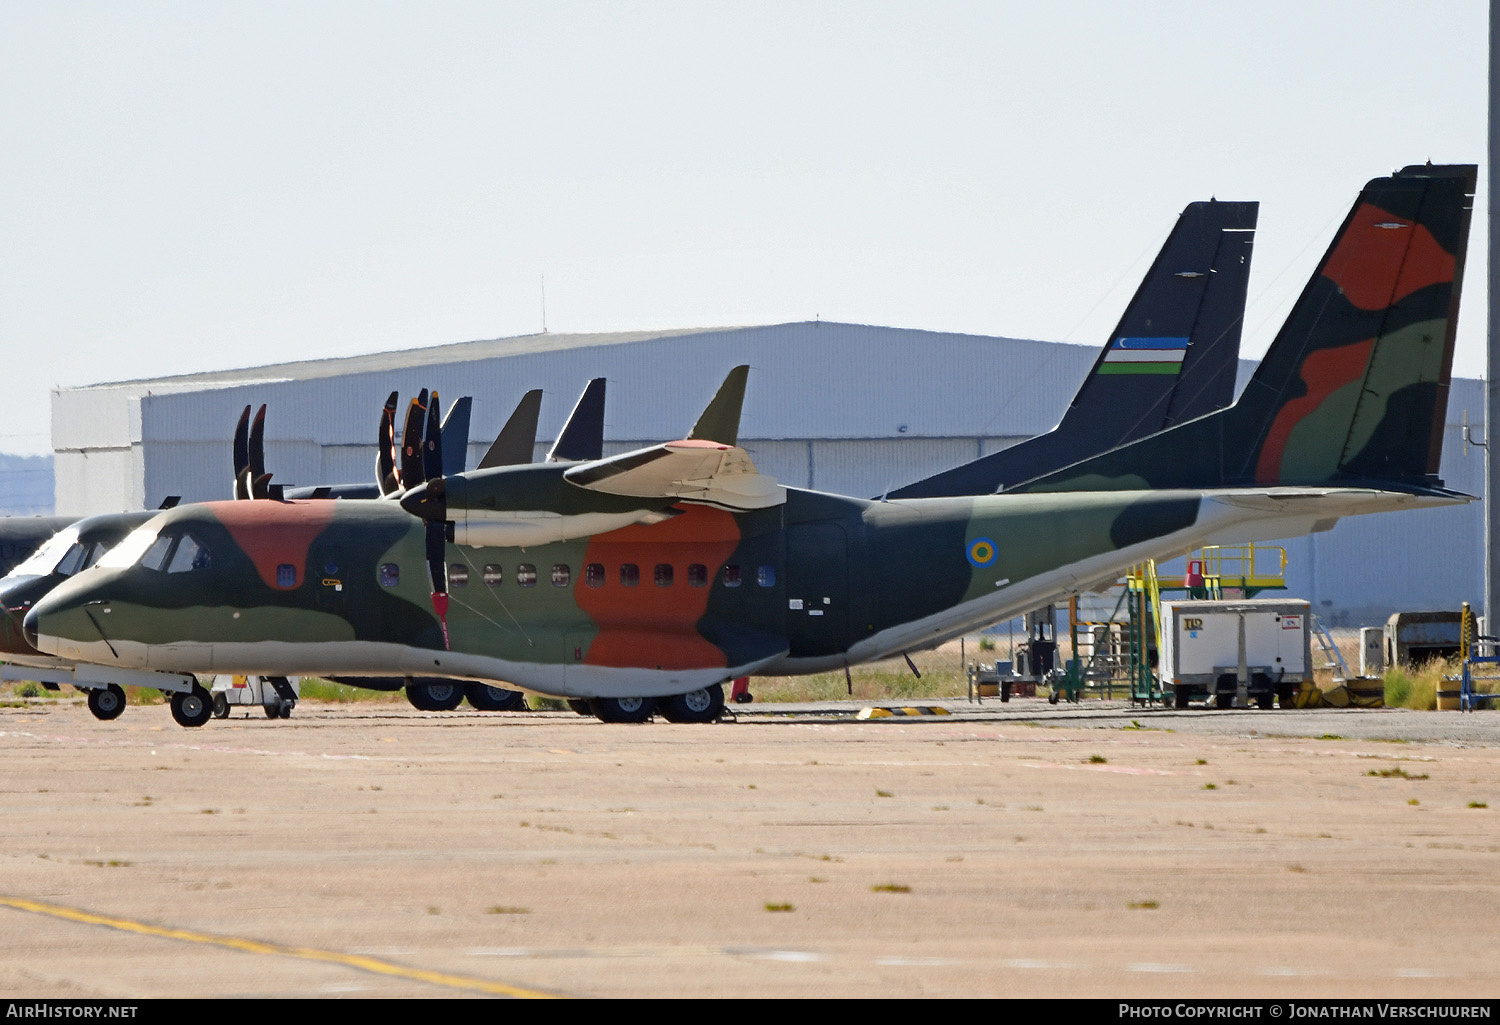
[140,534,174,572]
[53,542,90,577]
[98,524,163,570]
[166,534,211,573]
[6,527,80,580]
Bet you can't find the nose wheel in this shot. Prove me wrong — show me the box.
[170,684,214,728]
[86,684,127,721]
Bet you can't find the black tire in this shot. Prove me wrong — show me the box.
[263,702,280,719]
[590,695,656,723]
[733,691,754,704]
[170,685,213,728]
[277,700,294,719]
[407,679,464,712]
[1047,689,1060,705]
[212,693,230,719]
[566,699,594,716]
[1254,693,1274,710]
[1215,691,1234,710]
[87,684,126,721]
[466,683,527,711]
[1174,688,1189,710]
[658,685,725,724]
[1277,684,1295,708]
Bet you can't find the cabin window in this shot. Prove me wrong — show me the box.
[380,563,400,587]
[585,563,605,588]
[619,563,639,587]
[720,564,742,588]
[551,564,570,587]
[449,563,469,587]
[140,534,175,572]
[167,534,211,573]
[483,564,503,586]
[654,563,674,587]
[757,565,776,588]
[687,563,708,587]
[517,564,537,587]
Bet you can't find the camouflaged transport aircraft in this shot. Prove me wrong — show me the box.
[22,164,1475,727]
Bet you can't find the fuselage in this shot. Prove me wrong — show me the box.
[24,483,1463,700]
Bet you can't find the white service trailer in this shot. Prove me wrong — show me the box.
[1158,599,1312,709]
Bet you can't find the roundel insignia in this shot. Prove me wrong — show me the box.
[966,537,997,568]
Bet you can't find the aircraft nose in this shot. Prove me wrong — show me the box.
[21,605,40,652]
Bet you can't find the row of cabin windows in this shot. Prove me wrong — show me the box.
[377,562,777,589]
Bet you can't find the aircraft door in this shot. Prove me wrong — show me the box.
[784,522,848,659]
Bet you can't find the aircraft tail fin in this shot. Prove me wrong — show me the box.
[548,378,607,462]
[439,396,472,476]
[478,389,544,469]
[888,199,1257,498]
[1019,164,1476,494]
[688,365,750,446]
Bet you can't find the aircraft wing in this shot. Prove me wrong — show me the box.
[563,439,785,510]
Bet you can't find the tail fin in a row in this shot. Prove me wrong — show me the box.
[889,198,1257,498]
[1017,164,1476,495]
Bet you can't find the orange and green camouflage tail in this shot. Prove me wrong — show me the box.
[1016,163,1476,494]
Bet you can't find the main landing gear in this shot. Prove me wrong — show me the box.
[405,679,465,712]
[587,685,726,724]
[465,683,527,711]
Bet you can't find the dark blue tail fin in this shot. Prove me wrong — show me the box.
[889,199,1256,498]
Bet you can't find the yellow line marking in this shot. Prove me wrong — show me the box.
[0,896,560,998]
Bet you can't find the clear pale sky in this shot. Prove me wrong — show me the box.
[0,1,1488,458]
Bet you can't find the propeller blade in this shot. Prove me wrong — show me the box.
[422,390,444,484]
[400,389,429,489]
[376,391,400,496]
[232,405,251,500]
[249,405,270,500]
[425,519,451,651]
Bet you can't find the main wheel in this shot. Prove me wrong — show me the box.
[658,685,724,724]
[1174,688,1189,709]
[466,683,527,711]
[590,695,656,723]
[170,685,213,728]
[407,680,465,712]
[263,701,280,719]
[277,699,294,719]
[1215,691,1234,710]
[733,691,754,704]
[212,693,230,719]
[87,684,126,721]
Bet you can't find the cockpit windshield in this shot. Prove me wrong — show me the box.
[4,526,80,581]
[98,526,212,574]
[97,524,162,571]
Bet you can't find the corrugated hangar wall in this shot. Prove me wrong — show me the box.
[50,321,1486,624]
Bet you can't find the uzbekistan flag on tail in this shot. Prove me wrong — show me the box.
[1098,336,1190,375]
